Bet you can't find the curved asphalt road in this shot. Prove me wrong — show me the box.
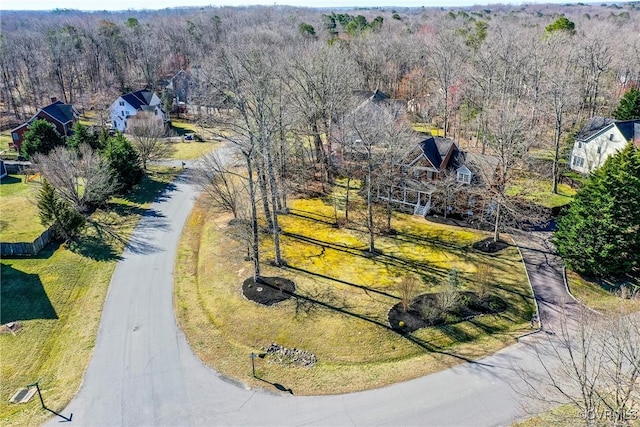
[49,164,577,427]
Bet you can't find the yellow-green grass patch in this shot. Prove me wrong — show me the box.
[0,167,180,427]
[566,270,640,313]
[0,175,46,242]
[167,141,218,160]
[411,123,444,137]
[175,194,534,395]
[507,176,575,209]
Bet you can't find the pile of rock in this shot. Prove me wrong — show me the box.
[263,343,317,368]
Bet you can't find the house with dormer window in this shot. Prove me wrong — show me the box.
[570,117,640,173]
[110,90,165,132]
[377,135,498,216]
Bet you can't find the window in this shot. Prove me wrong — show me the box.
[119,100,125,106]
[577,141,582,148]
[121,111,125,117]
[597,146,602,154]
[573,156,585,168]
[457,171,471,184]
[12,133,18,140]
[609,134,614,141]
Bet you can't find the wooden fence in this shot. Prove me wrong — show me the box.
[1,227,55,257]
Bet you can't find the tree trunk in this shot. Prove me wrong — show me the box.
[493,202,501,243]
[345,177,351,222]
[256,150,273,232]
[265,136,283,266]
[367,149,375,253]
[246,153,261,280]
[552,115,562,194]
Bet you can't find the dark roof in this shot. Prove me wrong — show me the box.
[419,136,457,170]
[615,119,640,141]
[122,90,156,110]
[353,89,390,103]
[457,152,500,176]
[40,100,75,124]
[576,117,640,142]
[575,116,615,141]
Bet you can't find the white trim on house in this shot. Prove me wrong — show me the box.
[569,121,636,173]
[456,165,472,184]
[110,91,164,133]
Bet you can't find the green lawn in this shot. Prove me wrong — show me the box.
[0,166,179,427]
[566,270,640,313]
[175,187,534,395]
[167,141,218,160]
[411,122,444,137]
[507,177,576,209]
[0,175,46,242]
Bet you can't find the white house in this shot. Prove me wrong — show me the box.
[110,90,165,132]
[570,117,640,173]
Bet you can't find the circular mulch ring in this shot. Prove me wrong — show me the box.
[242,276,295,306]
[388,292,508,333]
[472,237,509,253]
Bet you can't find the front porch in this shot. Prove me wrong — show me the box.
[376,184,432,216]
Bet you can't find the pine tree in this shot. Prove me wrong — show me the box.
[103,132,143,192]
[553,143,640,276]
[21,119,65,158]
[612,87,640,120]
[37,179,85,240]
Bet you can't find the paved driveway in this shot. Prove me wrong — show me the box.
[49,164,577,427]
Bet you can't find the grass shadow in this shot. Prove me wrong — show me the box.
[256,275,495,369]
[0,175,21,185]
[120,177,177,206]
[0,263,58,324]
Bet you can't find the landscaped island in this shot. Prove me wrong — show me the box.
[175,187,535,395]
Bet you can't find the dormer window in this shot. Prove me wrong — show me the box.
[457,171,471,184]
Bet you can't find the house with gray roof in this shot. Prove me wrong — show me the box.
[10,97,78,153]
[378,135,498,216]
[110,90,165,132]
[570,117,640,173]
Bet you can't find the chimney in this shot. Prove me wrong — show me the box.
[50,97,57,103]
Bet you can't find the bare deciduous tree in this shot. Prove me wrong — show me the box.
[126,111,171,170]
[517,307,640,427]
[398,274,420,313]
[34,144,116,213]
[194,151,245,219]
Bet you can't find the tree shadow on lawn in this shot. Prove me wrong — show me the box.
[286,210,337,227]
[283,232,448,280]
[256,273,496,370]
[0,175,21,185]
[120,180,178,206]
[70,206,168,261]
[0,263,58,324]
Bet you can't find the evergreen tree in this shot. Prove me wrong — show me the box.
[21,119,65,158]
[545,16,576,34]
[67,122,99,151]
[103,132,143,192]
[553,143,640,276]
[37,178,85,240]
[612,87,640,120]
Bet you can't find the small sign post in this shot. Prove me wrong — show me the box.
[27,382,73,422]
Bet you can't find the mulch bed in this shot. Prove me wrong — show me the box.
[472,237,509,253]
[242,276,296,306]
[388,291,507,333]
